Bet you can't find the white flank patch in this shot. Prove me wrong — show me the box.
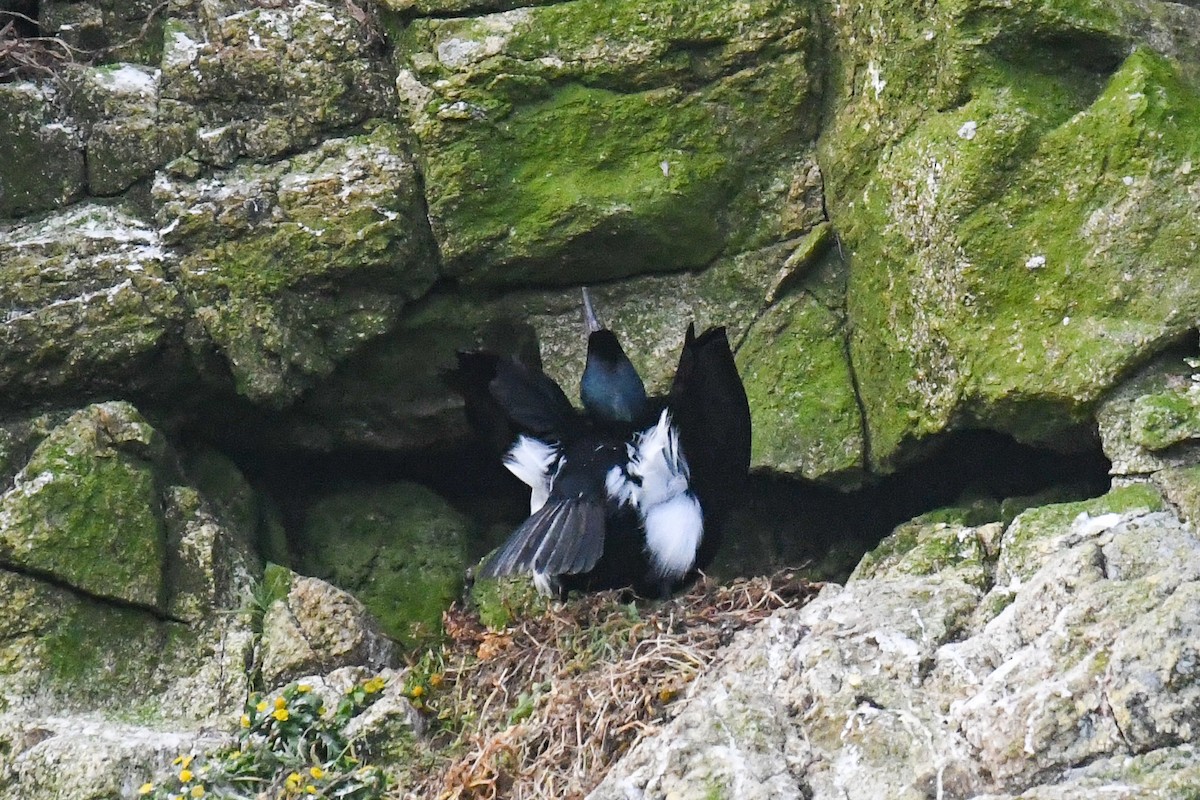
[627,410,703,577]
[627,410,691,507]
[644,493,703,579]
[503,435,559,513]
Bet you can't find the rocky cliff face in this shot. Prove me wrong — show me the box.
[1,0,1199,796]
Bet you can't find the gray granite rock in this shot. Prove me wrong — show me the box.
[588,484,1200,800]
[261,571,397,689]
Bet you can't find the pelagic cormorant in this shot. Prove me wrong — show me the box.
[452,289,750,598]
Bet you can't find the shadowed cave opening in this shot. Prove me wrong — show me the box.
[226,425,1113,585]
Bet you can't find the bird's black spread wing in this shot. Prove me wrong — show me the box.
[448,351,580,447]
[667,324,751,570]
[488,355,579,439]
[669,325,751,484]
[480,496,606,578]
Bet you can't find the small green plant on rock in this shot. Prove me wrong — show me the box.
[138,678,389,800]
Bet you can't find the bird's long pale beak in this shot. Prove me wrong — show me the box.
[581,287,604,334]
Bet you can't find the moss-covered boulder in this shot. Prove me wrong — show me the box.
[822,0,1200,471]
[298,483,471,649]
[736,283,864,482]
[0,403,172,609]
[1097,354,1200,476]
[159,0,393,165]
[395,0,822,286]
[852,517,996,591]
[0,205,184,409]
[0,81,85,218]
[996,482,1165,587]
[0,402,260,722]
[154,124,437,406]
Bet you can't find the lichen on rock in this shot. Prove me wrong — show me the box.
[154,124,437,406]
[260,571,397,688]
[159,0,394,165]
[824,0,1200,471]
[0,81,85,217]
[590,482,1200,799]
[0,401,259,752]
[0,402,172,610]
[0,204,183,408]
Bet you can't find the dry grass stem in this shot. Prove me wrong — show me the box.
[400,571,819,800]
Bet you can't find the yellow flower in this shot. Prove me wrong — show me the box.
[429,673,444,688]
[285,772,303,789]
[240,713,251,728]
[274,696,287,710]
[273,708,289,722]
[173,754,194,768]
[138,783,154,796]
[297,684,312,693]
[363,676,385,694]
[255,700,268,713]
[309,766,325,780]
[179,769,194,783]
[410,685,425,699]
[305,786,317,795]
[190,786,206,799]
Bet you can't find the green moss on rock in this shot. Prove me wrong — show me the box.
[158,0,393,163]
[396,0,821,286]
[0,205,184,406]
[852,517,993,589]
[299,483,471,649]
[1130,390,1200,451]
[0,403,170,610]
[0,82,85,217]
[824,0,1200,472]
[736,290,863,482]
[999,482,1164,583]
[157,124,437,406]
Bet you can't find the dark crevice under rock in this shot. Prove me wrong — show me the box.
[210,422,1112,586]
[0,559,189,625]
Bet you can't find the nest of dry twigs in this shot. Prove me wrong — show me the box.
[398,571,819,800]
[0,13,74,82]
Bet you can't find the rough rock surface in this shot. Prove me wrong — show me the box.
[0,402,172,609]
[0,401,261,797]
[823,0,1200,470]
[260,570,397,689]
[0,205,182,407]
[154,123,436,405]
[3,0,1200,795]
[395,0,822,286]
[589,483,1196,800]
[158,0,393,165]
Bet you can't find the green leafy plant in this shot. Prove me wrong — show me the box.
[138,678,389,800]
